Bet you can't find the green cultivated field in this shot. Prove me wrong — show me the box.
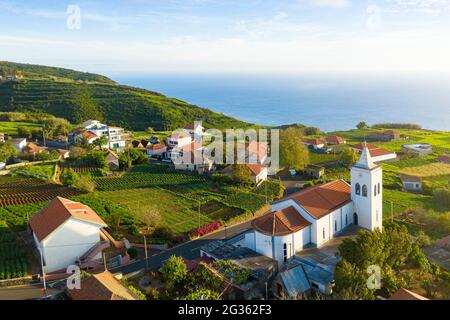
[0,229,28,280]
[0,121,42,136]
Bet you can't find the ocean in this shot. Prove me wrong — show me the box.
[108,72,450,132]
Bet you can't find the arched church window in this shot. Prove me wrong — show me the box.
[355,183,360,195]
[345,214,348,225]
[374,185,377,196]
[323,227,325,239]
[378,183,381,195]
[362,185,368,197]
[283,243,287,262]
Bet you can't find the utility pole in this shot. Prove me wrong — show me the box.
[39,248,47,298]
[198,199,201,232]
[143,233,148,271]
[265,181,268,204]
[103,252,107,271]
[391,201,394,222]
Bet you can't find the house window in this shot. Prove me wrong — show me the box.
[376,210,378,222]
[323,227,325,239]
[335,220,337,232]
[355,183,361,195]
[345,214,348,225]
[283,243,287,262]
[362,185,368,197]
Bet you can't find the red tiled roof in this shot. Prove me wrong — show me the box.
[67,271,139,300]
[26,142,45,153]
[303,138,325,145]
[184,123,196,130]
[388,288,428,300]
[246,164,267,176]
[252,206,312,236]
[325,136,346,144]
[351,143,395,158]
[286,179,351,219]
[182,256,213,272]
[435,154,450,164]
[82,131,98,139]
[147,143,166,150]
[29,197,107,242]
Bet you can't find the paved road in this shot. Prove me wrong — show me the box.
[0,284,58,300]
[113,220,252,275]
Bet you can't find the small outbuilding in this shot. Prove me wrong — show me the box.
[304,164,325,179]
[400,175,422,192]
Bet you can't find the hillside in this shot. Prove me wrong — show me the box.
[0,61,250,131]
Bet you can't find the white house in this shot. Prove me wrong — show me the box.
[402,144,433,157]
[29,197,108,273]
[244,144,383,266]
[69,120,126,151]
[246,141,268,164]
[303,139,325,150]
[167,132,192,148]
[10,137,27,152]
[400,175,422,192]
[184,122,204,138]
[0,132,4,143]
[351,143,397,163]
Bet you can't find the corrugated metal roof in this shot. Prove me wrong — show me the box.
[280,265,311,297]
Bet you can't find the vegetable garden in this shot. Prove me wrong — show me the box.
[94,164,207,191]
[0,229,28,280]
[0,175,81,207]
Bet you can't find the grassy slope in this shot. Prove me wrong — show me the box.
[0,61,251,131]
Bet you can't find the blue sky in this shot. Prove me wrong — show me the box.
[1,0,450,73]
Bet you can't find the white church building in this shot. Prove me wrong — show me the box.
[244,144,383,265]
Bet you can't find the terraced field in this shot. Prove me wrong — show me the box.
[0,175,81,207]
[94,164,207,191]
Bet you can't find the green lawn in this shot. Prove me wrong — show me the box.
[0,121,42,136]
[16,162,57,179]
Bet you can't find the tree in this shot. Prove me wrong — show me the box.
[356,121,369,130]
[61,168,78,185]
[135,204,162,235]
[0,142,17,162]
[304,126,321,136]
[334,222,415,300]
[91,135,108,150]
[341,147,358,165]
[279,127,309,170]
[231,165,252,185]
[73,175,96,193]
[161,255,188,286]
[183,289,221,300]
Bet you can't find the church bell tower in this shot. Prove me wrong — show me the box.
[350,143,383,231]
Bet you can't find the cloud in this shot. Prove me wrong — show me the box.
[301,0,351,8]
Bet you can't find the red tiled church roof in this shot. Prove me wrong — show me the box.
[252,206,312,236]
[286,179,351,219]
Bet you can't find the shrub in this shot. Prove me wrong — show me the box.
[73,175,96,193]
[432,188,450,208]
[127,247,138,259]
[190,221,221,238]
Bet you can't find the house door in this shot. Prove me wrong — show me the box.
[353,212,358,225]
